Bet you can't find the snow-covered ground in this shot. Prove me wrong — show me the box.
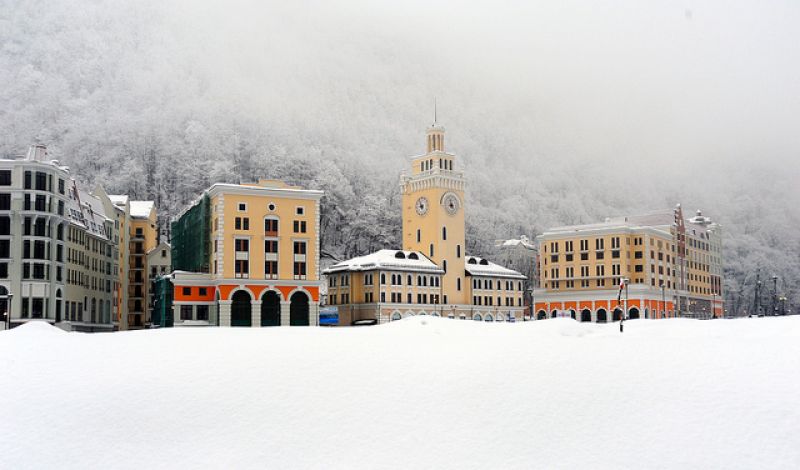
[1,317,798,469]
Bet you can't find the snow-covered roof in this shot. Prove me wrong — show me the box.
[464,256,526,280]
[323,249,444,274]
[108,194,129,206]
[497,236,536,250]
[130,200,155,218]
[66,184,111,241]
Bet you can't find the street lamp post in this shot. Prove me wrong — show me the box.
[660,281,666,319]
[712,291,716,319]
[3,293,12,331]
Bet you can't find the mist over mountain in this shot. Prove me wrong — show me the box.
[2,0,798,309]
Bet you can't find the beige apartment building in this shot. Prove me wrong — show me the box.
[534,205,723,321]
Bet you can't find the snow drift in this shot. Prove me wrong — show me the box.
[1,317,798,469]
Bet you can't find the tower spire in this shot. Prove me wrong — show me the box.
[434,97,437,125]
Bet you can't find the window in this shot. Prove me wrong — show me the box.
[196,305,209,321]
[457,278,461,291]
[265,240,278,253]
[293,261,307,277]
[182,287,191,295]
[265,261,278,277]
[0,170,10,186]
[456,245,461,258]
[238,203,247,211]
[442,226,447,240]
[293,241,307,255]
[0,194,9,210]
[416,229,421,243]
[235,260,249,278]
[635,251,643,259]
[429,244,434,257]
[180,305,193,321]
[35,172,46,190]
[296,206,305,215]
[293,220,307,233]
[0,216,9,235]
[264,218,279,234]
[235,217,249,230]
[235,239,250,252]
[58,179,64,194]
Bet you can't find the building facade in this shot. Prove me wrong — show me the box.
[166,179,323,327]
[534,205,723,321]
[324,124,527,324]
[0,145,118,331]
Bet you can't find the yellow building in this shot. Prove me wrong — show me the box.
[168,179,323,327]
[325,124,526,324]
[126,201,157,328]
[534,205,723,321]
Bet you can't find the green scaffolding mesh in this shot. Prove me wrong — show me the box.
[171,194,211,273]
[152,276,174,328]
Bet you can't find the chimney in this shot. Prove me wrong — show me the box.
[26,144,48,162]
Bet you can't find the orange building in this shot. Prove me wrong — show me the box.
[168,180,323,327]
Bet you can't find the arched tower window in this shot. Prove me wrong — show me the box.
[430,244,434,257]
[442,226,447,240]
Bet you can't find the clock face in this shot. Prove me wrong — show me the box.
[415,197,429,215]
[442,193,461,215]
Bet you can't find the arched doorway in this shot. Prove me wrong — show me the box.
[596,308,607,323]
[569,309,576,320]
[231,290,252,327]
[613,308,622,322]
[629,307,640,319]
[290,291,310,326]
[473,313,482,321]
[537,310,546,320]
[391,312,402,321]
[484,314,494,322]
[551,310,558,318]
[261,291,281,326]
[580,309,591,322]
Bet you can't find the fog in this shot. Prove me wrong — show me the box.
[1,0,798,306]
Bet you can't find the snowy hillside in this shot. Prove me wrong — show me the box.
[1,318,798,469]
[2,1,799,305]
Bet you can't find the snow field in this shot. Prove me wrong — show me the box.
[1,317,798,469]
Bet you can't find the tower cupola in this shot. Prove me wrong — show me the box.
[426,125,445,153]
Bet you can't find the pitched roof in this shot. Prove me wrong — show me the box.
[464,256,526,279]
[129,200,155,218]
[323,249,444,274]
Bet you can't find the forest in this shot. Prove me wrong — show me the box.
[2,0,798,311]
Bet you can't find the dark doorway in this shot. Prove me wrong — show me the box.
[629,307,640,319]
[290,291,310,326]
[613,308,622,322]
[580,309,591,322]
[597,309,607,323]
[231,290,252,327]
[537,310,546,320]
[261,291,281,327]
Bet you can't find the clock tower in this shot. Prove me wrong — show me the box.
[401,123,468,305]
